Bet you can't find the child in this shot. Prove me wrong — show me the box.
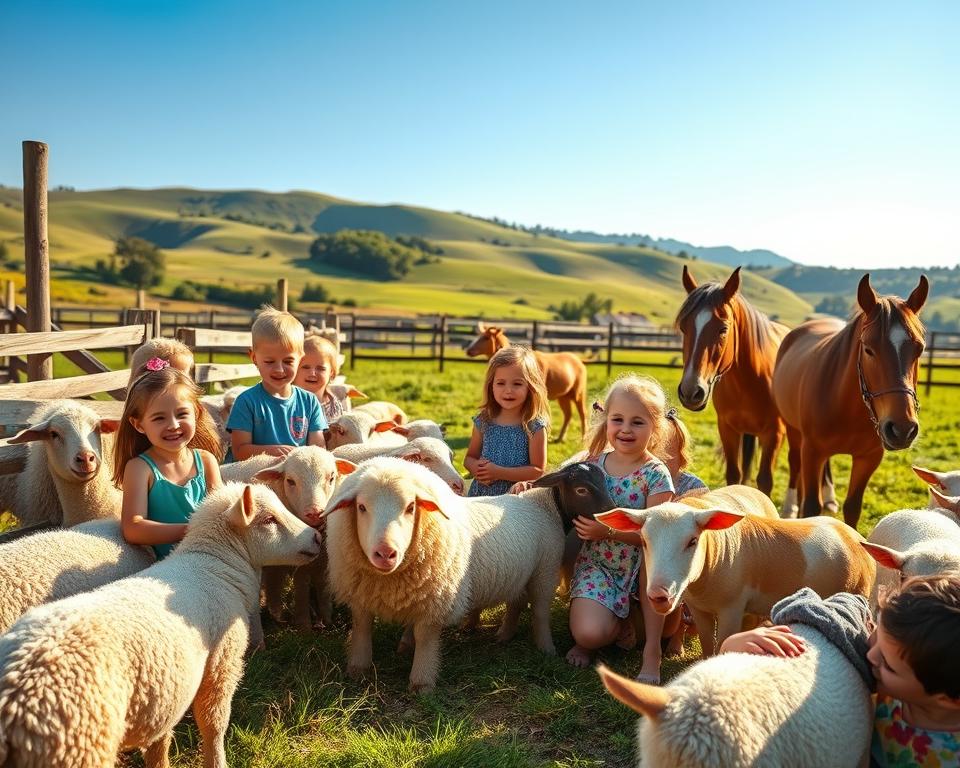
[294,330,343,424]
[127,337,194,387]
[721,575,960,767]
[464,346,550,497]
[658,407,707,498]
[226,306,327,461]
[566,374,675,683]
[113,362,223,560]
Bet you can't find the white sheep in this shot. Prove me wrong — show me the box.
[332,436,465,495]
[327,381,366,413]
[0,519,155,633]
[861,508,960,610]
[382,418,445,441]
[0,482,322,768]
[911,465,960,524]
[353,400,407,425]
[324,457,566,691]
[326,410,407,449]
[4,400,122,528]
[221,447,354,630]
[598,594,874,767]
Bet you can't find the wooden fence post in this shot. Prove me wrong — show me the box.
[277,279,288,312]
[438,315,447,373]
[2,280,16,383]
[136,289,146,309]
[23,140,52,381]
[925,331,936,396]
[349,313,357,370]
[607,321,615,375]
[208,309,216,363]
[531,320,539,351]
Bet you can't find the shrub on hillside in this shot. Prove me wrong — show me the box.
[549,292,613,322]
[309,230,416,280]
[171,280,295,310]
[301,282,331,302]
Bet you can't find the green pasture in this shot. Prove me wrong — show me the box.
[38,355,941,767]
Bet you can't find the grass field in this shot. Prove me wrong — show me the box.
[36,355,940,767]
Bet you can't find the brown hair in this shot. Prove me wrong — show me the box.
[585,374,671,459]
[127,338,195,387]
[303,332,339,379]
[112,367,223,486]
[477,346,550,438]
[879,574,960,698]
[251,305,304,353]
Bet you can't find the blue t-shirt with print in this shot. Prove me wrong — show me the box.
[224,383,326,461]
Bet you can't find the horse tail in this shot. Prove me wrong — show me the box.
[741,434,757,481]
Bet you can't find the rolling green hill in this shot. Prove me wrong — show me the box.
[0,187,812,324]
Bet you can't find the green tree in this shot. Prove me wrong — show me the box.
[814,294,852,318]
[0,241,8,261]
[115,237,166,290]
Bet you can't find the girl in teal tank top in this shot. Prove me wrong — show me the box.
[113,363,224,559]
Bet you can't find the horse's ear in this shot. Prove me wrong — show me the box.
[722,267,741,302]
[906,275,929,315]
[477,321,487,333]
[857,274,878,314]
[681,264,697,294]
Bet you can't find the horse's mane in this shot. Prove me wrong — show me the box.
[851,296,925,343]
[675,283,785,355]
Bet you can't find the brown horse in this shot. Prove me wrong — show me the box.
[465,323,588,441]
[676,266,791,500]
[773,274,928,526]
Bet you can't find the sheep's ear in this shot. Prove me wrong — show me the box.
[696,509,745,531]
[98,419,121,434]
[439,423,447,437]
[332,424,346,436]
[335,459,357,476]
[323,496,354,517]
[906,275,929,315]
[228,485,257,529]
[681,264,697,294]
[253,468,284,483]
[912,465,945,489]
[391,425,411,437]
[373,421,397,434]
[861,541,906,571]
[596,508,645,532]
[9,420,53,444]
[399,450,423,464]
[597,664,670,720]
[346,386,367,399]
[416,497,449,519]
[928,486,960,514]
[722,266,741,302]
[857,274,878,315]
[532,470,563,489]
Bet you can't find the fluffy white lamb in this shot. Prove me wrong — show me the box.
[382,418,445,441]
[327,410,407,449]
[332,436,465,495]
[862,508,960,610]
[324,457,566,691]
[3,400,122,528]
[327,380,366,413]
[0,482,322,768]
[0,519,155,633]
[598,590,874,767]
[353,400,407,425]
[221,446,354,630]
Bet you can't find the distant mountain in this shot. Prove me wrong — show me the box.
[553,231,793,269]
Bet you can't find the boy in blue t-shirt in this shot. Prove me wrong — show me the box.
[226,307,327,461]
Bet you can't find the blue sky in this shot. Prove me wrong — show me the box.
[1,0,957,268]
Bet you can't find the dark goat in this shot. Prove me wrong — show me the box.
[532,462,615,533]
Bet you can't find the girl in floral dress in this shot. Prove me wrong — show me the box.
[566,374,675,684]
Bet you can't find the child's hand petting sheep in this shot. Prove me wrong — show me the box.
[573,515,611,542]
[509,481,533,494]
[720,624,808,658]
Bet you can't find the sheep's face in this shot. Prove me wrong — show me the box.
[597,504,744,615]
[534,463,615,530]
[230,484,323,567]
[254,447,354,527]
[327,412,375,449]
[862,541,960,582]
[11,405,119,483]
[397,438,465,496]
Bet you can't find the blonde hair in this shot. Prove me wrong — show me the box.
[112,367,223,486]
[585,374,672,458]
[127,338,195,387]
[478,346,550,438]
[251,305,304,353]
[659,409,693,472]
[303,331,339,378]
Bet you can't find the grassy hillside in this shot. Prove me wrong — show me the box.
[0,187,812,324]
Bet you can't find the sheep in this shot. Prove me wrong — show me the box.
[597,591,874,767]
[326,410,407,449]
[221,447,354,631]
[0,482,322,768]
[3,400,122,528]
[354,400,407,425]
[324,457,574,691]
[327,381,367,413]
[597,485,876,656]
[332,436,465,495]
[381,418,445,441]
[861,508,960,610]
[0,519,155,633]
[911,465,960,524]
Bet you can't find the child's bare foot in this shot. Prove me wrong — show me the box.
[615,616,637,650]
[638,650,661,685]
[565,644,593,668]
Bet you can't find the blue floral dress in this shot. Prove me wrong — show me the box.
[675,470,708,498]
[467,415,546,497]
[568,454,674,618]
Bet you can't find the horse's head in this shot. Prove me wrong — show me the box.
[856,273,928,450]
[464,324,508,358]
[675,266,741,411]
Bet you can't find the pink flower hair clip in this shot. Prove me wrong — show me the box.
[145,357,170,372]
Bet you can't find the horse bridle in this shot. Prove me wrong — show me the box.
[856,342,920,432]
